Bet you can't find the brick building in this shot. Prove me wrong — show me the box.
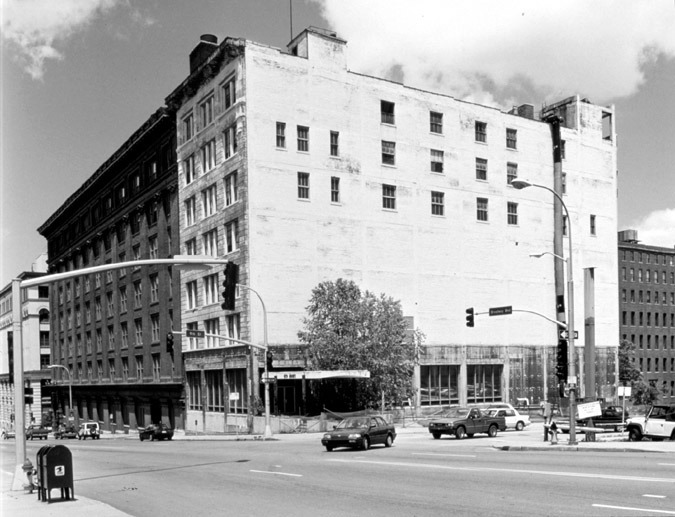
[166,28,619,433]
[37,108,183,431]
[618,230,675,401]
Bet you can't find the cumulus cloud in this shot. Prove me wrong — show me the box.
[314,0,675,107]
[2,0,120,79]
[628,209,675,249]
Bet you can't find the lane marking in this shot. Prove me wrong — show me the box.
[644,495,667,499]
[412,453,476,458]
[326,458,675,484]
[593,504,675,515]
[250,469,302,478]
[658,464,675,466]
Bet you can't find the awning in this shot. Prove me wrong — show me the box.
[263,370,370,380]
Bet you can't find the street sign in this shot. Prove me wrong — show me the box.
[229,392,239,401]
[185,329,205,338]
[618,386,632,397]
[577,401,602,419]
[489,305,512,316]
[558,330,579,340]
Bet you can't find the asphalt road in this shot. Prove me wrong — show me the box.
[3,430,675,516]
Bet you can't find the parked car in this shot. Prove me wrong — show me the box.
[626,405,675,441]
[321,416,396,451]
[428,407,506,439]
[486,407,531,431]
[26,425,50,440]
[54,424,78,439]
[1,428,15,439]
[139,423,174,441]
[576,405,629,431]
[78,421,100,440]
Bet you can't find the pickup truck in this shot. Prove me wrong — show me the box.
[428,407,506,439]
[626,404,675,441]
[26,425,50,440]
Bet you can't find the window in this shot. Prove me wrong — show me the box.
[297,125,309,152]
[130,211,141,235]
[121,322,129,348]
[562,172,567,194]
[506,128,517,149]
[134,280,142,308]
[205,318,219,348]
[135,354,143,380]
[150,274,159,303]
[477,198,488,222]
[149,236,158,260]
[507,202,518,225]
[106,292,114,315]
[221,76,236,110]
[225,172,238,206]
[185,197,196,227]
[430,111,443,134]
[181,112,193,143]
[122,357,129,381]
[297,172,310,199]
[507,162,518,184]
[109,358,116,379]
[185,238,197,256]
[431,191,444,216]
[382,184,396,210]
[590,214,596,236]
[202,185,217,218]
[381,141,395,165]
[186,322,199,351]
[475,121,487,142]
[225,219,239,253]
[134,319,143,347]
[186,281,198,309]
[331,176,340,203]
[203,229,218,257]
[476,158,488,180]
[330,131,339,157]
[152,354,160,382]
[223,124,237,159]
[203,274,218,306]
[381,100,395,124]
[430,149,444,173]
[276,122,286,148]
[199,94,214,129]
[133,245,141,270]
[95,298,101,321]
[183,155,195,185]
[201,139,216,173]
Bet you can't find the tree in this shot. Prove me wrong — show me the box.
[618,339,659,406]
[298,279,416,411]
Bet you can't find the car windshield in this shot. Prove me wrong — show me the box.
[336,418,369,429]
[441,408,469,418]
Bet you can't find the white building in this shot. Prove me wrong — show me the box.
[166,28,618,432]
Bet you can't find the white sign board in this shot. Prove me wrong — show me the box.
[577,401,602,419]
[229,392,239,401]
[618,386,632,397]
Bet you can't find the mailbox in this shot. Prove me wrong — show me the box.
[36,444,74,502]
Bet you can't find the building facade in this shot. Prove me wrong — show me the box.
[37,108,183,431]
[618,230,675,401]
[166,28,619,433]
[0,254,51,430]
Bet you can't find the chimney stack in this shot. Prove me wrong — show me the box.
[190,34,218,73]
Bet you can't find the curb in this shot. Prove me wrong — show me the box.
[494,445,664,453]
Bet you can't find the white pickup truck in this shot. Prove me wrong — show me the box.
[626,404,675,441]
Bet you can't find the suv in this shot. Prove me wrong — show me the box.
[626,405,675,441]
[78,421,100,440]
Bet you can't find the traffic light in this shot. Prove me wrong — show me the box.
[221,262,239,311]
[266,350,274,371]
[24,386,34,405]
[555,339,568,382]
[465,307,474,327]
[166,332,175,354]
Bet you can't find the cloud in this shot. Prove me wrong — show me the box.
[2,0,120,79]
[314,0,675,107]
[627,209,675,249]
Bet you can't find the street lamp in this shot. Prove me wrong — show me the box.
[513,178,578,444]
[48,364,72,422]
[529,251,566,263]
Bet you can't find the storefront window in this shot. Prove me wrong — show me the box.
[420,365,459,406]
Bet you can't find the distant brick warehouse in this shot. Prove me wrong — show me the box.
[38,108,183,432]
[618,230,675,401]
[165,27,619,433]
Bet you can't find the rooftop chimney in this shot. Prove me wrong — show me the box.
[190,34,218,74]
[517,104,535,120]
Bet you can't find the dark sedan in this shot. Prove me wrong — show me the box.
[139,423,174,441]
[321,416,396,451]
[54,424,78,439]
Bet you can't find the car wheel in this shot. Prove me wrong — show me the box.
[455,427,466,440]
[628,428,642,442]
[140,435,144,441]
[432,432,441,440]
[516,421,524,431]
[385,434,393,447]
[325,445,333,452]
[488,425,498,437]
[362,436,370,450]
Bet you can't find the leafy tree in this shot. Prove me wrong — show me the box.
[618,339,659,405]
[298,279,416,411]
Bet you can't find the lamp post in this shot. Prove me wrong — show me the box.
[513,179,578,444]
[48,364,72,422]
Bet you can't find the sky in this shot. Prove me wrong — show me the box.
[1,0,674,287]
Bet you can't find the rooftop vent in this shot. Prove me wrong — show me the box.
[190,34,218,73]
